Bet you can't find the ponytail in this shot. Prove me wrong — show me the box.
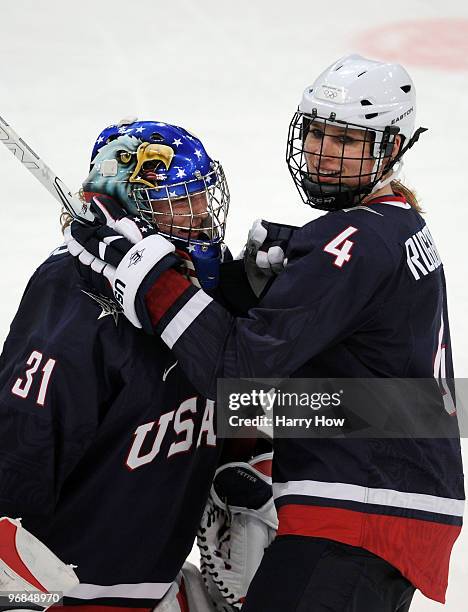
[391,179,423,213]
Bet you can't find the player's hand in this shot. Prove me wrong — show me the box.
[243,219,297,277]
[241,219,298,298]
[65,195,180,330]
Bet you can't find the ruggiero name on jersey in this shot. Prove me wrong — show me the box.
[405,225,442,280]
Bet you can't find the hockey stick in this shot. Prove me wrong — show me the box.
[0,115,94,223]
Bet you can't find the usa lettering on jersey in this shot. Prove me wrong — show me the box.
[405,225,442,280]
[126,397,216,470]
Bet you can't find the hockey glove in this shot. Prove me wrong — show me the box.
[243,219,297,273]
[65,196,186,332]
[197,452,277,611]
[242,219,297,297]
[0,517,79,610]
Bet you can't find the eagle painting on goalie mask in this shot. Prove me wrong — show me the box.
[82,121,228,245]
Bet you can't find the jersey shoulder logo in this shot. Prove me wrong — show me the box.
[81,290,121,325]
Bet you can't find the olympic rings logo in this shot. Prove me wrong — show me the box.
[322,87,338,99]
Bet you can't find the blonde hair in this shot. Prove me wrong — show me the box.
[60,188,85,232]
[390,179,423,213]
[60,209,73,232]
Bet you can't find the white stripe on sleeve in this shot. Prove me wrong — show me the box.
[161,291,213,349]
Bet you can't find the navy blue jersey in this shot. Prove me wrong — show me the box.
[0,247,221,609]
[148,195,464,603]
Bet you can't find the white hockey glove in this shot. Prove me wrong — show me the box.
[65,196,184,332]
[242,219,297,297]
[197,453,277,611]
[243,219,297,274]
[0,517,79,610]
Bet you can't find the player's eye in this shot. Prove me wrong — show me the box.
[118,151,132,164]
[337,135,356,145]
[309,128,324,139]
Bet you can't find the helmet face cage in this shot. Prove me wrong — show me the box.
[132,161,229,246]
[287,110,401,211]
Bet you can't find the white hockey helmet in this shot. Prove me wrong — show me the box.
[287,54,426,211]
[300,54,416,142]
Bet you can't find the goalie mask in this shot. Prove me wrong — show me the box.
[81,119,229,291]
[83,119,229,247]
[287,54,427,211]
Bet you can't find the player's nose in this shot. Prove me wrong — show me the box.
[319,134,340,157]
[190,199,209,225]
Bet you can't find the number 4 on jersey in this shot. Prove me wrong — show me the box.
[11,350,56,406]
[323,226,358,268]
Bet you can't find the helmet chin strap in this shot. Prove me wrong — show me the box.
[371,160,403,194]
[369,126,428,196]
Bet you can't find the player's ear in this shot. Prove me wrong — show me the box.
[391,134,402,159]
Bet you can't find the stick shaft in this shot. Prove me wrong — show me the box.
[0,115,94,223]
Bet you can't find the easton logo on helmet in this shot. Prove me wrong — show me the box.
[391,107,414,125]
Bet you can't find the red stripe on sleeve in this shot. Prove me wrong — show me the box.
[145,269,191,326]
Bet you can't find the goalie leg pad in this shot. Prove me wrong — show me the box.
[0,517,79,607]
[153,565,217,612]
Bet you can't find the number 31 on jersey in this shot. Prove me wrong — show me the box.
[11,350,56,407]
